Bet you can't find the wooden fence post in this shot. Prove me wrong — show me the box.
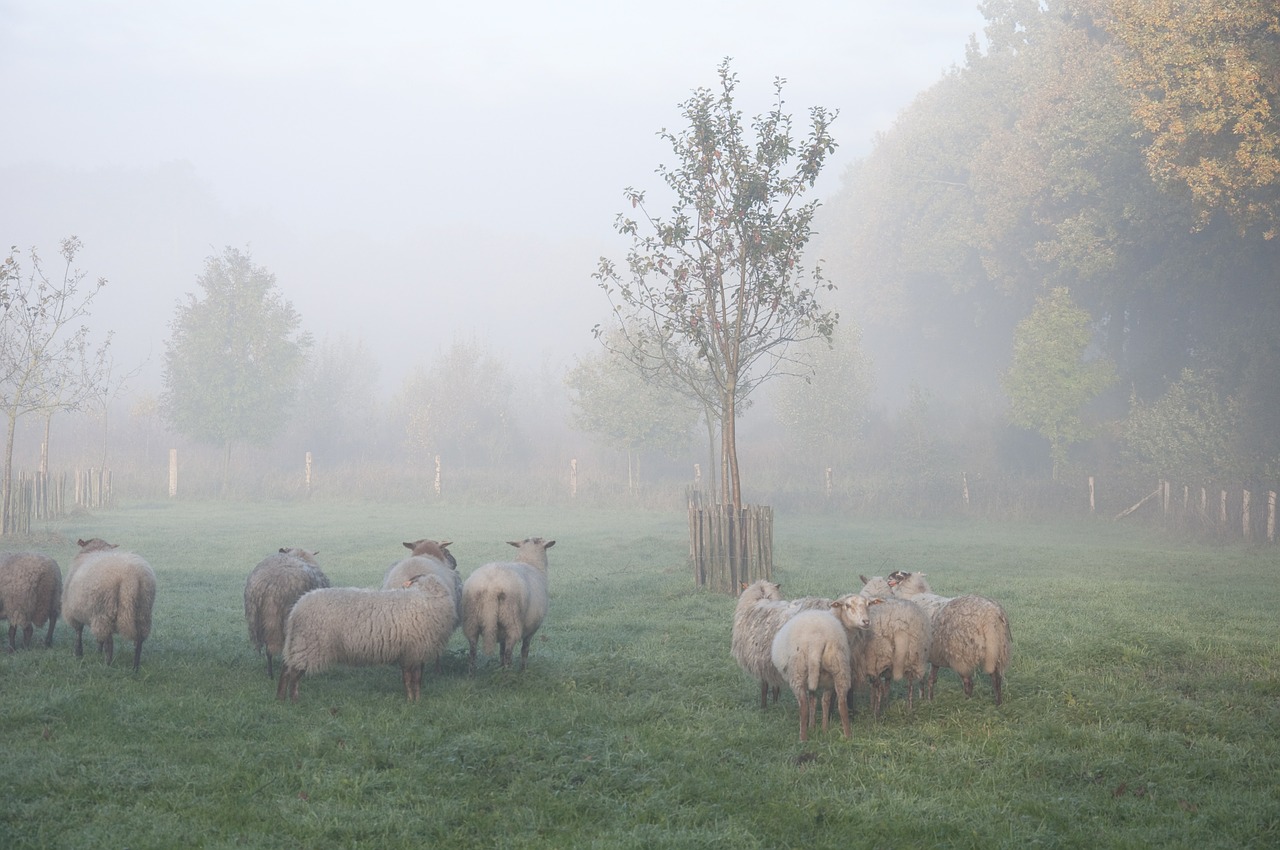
[434,455,442,497]
[1268,491,1276,544]
[1242,489,1251,540]
[570,458,577,498]
[305,452,313,496]
[169,449,178,498]
[1220,489,1228,527]
[961,472,969,507]
[1088,476,1095,514]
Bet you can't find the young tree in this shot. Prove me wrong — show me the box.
[1003,287,1116,478]
[594,58,839,508]
[566,334,698,491]
[770,323,873,470]
[0,238,111,533]
[161,247,311,494]
[394,339,521,468]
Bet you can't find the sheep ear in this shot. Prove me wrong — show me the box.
[403,541,416,550]
[439,540,452,548]
[859,575,870,584]
[544,540,555,549]
[77,539,88,547]
[869,597,885,606]
[507,540,520,548]
[279,548,289,554]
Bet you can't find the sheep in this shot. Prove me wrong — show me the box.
[769,594,876,741]
[0,552,62,651]
[382,538,462,626]
[276,573,456,702]
[62,538,156,672]
[243,547,330,678]
[887,570,1013,705]
[730,580,831,709]
[858,591,931,716]
[461,537,554,671]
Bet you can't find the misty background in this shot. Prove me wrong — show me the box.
[4,1,1277,526]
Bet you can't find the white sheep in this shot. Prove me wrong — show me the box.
[382,538,462,626]
[276,573,456,702]
[63,538,156,671]
[769,594,876,741]
[0,552,62,652]
[461,537,554,671]
[730,580,830,709]
[887,570,1012,705]
[856,588,931,716]
[244,547,330,678]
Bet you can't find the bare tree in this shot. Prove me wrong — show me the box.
[0,238,110,533]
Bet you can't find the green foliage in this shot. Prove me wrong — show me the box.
[393,338,521,468]
[566,334,697,461]
[596,58,839,506]
[161,247,311,451]
[1122,368,1240,483]
[1003,287,1116,477]
[1,501,1277,848]
[770,323,872,468]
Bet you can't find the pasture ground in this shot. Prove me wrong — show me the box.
[1,500,1277,848]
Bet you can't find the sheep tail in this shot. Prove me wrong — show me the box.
[981,611,1012,675]
[482,591,503,656]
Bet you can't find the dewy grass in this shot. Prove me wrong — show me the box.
[1,500,1278,849]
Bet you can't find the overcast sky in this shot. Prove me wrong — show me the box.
[2,1,987,392]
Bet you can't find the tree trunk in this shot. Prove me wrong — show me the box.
[721,387,741,509]
[1,410,17,535]
[222,439,233,497]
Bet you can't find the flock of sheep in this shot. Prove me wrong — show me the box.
[0,536,555,701]
[733,571,1013,741]
[3,537,1009,738]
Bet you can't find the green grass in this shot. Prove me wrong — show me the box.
[2,500,1278,848]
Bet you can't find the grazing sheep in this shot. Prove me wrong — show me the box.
[769,594,876,742]
[887,570,1013,705]
[277,574,456,702]
[461,537,554,671]
[63,538,156,672]
[383,539,462,626]
[244,548,330,678]
[0,552,62,651]
[857,592,931,716]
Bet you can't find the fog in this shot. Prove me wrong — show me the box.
[2,1,984,397]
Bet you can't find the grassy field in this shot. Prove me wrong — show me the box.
[1,499,1277,849]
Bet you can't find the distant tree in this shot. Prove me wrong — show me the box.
[566,332,698,491]
[1101,0,1280,238]
[770,323,872,470]
[0,238,111,533]
[287,334,381,463]
[395,339,520,468]
[594,58,839,508]
[161,247,311,494]
[1003,287,1116,478]
[1121,368,1240,484]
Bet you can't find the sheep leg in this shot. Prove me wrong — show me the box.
[276,665,301,701]
[771,685,780,704]
[467,639,478,674]
[402,665,421,702]
[21,624,35,649]
[961,675,974,698]
[837,687,851,739]
[820,691,831,734]
[102,634,115,666]
[73,624,85,658]
[520,636,532,670]
[905,675,916,711]
[43,616,56,647]
[991,670,1004,706]
[266,652,275,679]
[927,664,939,701]
[798,691,810,742]
[5,624,15,652]
[758,681,770,710]
[131,639,143,672]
